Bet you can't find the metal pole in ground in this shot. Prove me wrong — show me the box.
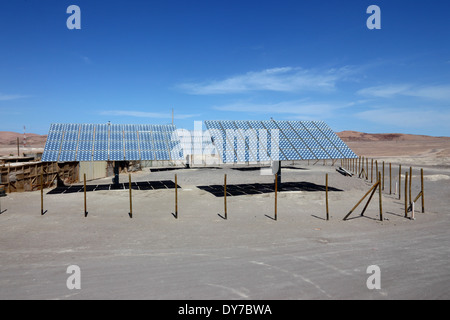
[84,173,87,217]
[378,172,383,221]
[326,173,329,221]
[224,174,227,220]
[404,171,408,218]
[175,174,178,219]
[129,174,132,218]
[389,163,392,195]
[409,167,412,208]
[371,159,373,183]
[274,174,278,221]
[421,168,425,213]
[375,160,378,183]
[41,173,44,215]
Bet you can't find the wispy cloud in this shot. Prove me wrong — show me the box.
[178,66,355,95]
[358,84,450,101]
[212,99,349,120]
[356,107,450,132]
[0,93,27,101]
[81,56,92,64]
[100,110,200,120]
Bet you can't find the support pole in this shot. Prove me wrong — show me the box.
[344,181,379,220]
[382,161,385,191]
[326,173,329,221]
[398,164,402,200]
[360,181,379,217]
[358,156,361,177]
[375,160,378,183]
[129,174,132,218]
[175,174,178,219]
[404,172,408,218]
[389,163,392,195]
[371,159,374,183]
[362,156,364,177]
[421,168,425,213]
[378,172,383,221]
[41,173,44,215]
[224,174,227,220]
[366,157,369,180]
[274,173,278,221]
[84,173,87,217]
[409,167,412,207]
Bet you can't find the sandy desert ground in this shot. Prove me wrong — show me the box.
[0,131,449,301]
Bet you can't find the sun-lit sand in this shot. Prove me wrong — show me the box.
[0,130,449,299]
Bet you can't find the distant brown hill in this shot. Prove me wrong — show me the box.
[0,131,47,147]
[0,130,448,146]
[336,131,449,142]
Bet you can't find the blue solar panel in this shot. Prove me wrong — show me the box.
[41,123,184,162]
[76,151,92,162]
[205,120,358,163]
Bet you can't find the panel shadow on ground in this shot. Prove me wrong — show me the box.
[230,166,308,172]
[46,180,179,195]
[197,182,342,197]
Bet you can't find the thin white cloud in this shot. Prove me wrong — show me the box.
[100,110,200,120]
[357,85,412,98]
[82,56,92,64]
[0,93,27,101]
[358,84,450,101]
[213,100,347,119]
[356,107,450,130]
[179,66,355,95]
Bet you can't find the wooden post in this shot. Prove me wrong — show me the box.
[326,173,329,221]
[7,163,10,193]
[129,174,132,218]
[375,161,378,183]
[404,172,408,218]
[344,180,379,221]
[366,157,369,180]
[398,164,402,200]
[378,172,383,221]
[409,167,412,207]
[84,173,87,217]
[274,174,278,221]
[360,156,363,176]
[382,161,385,191]
[421,168,425,213]
[17,137,20,157]
[371,159,373,183]
[224,174,227,219]
[360,181,379,217]
[358,157,361,177]
[175,174,178,219]
[389,163,392,195]
[40,173,44,215]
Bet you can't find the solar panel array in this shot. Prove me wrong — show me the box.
[42,124,184,162]
[204,120,357,163]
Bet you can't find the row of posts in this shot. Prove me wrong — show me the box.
[340,157,425,220]
[32,157,425,221]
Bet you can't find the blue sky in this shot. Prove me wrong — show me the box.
[1,0,450,136]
